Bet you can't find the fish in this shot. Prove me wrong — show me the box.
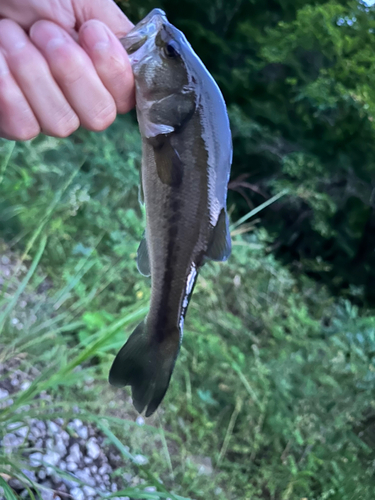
[109,8,232,416]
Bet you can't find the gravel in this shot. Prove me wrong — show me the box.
[0,244,152,500]
[0,357,141,500]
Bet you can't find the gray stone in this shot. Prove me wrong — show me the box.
[76,426,88,440]
[0,388,9,399]
[30,425,43,439]
[136,415,145,426]
[21,469,37,482]
[123,473,132,483]
[45,438,54,450]
[54,436,66,456]
[70,487,84,500]
[3,433,23,453]
[60,430,70,443]
[20,380,31,391]
[15,425,29,438]
[35,438,43,448]
[61,476,79,489]
[67,443,81,462]
[48,421,60,434]
[98,463,111,475]
[38,470,46,480]
[83,486,97,496]
[74,469,95,487]
[133,454,148,465]
[40,488,54,500]
[36,421,46,432]
[7,422,20,431]
[71,419,83,430]
[86,438,100,459]
[66,461,78,472]
[42,451,60,467]
[8,478,23,489]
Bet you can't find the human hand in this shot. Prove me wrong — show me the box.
[0,0,134,141]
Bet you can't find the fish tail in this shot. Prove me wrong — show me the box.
[108,319,180,417]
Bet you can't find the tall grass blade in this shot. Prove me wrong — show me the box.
[96,421,182,500]
[230,189,289,230]
[0,235,47,332]
[0,475,18,500]
[0,141,15,186]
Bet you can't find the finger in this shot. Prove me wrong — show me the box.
[0,19,80,138]
[72,0,134,36]
[30,20,117,132]
[0,0,75,32]
[0,49,40,140]
[0,0,133,35]
[79,19,134,114]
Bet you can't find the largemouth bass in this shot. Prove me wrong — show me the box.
[109,9,232,416]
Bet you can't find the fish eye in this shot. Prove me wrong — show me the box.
[164,42,179,58]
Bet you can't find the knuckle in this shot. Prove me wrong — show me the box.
[5,48,35,75]
[60,63,85,87]
[47,45,87,86]
[106,57,128,82]
[5,122,40,141]
[0,83,40,141]
[87,102,116,131]
[16,127,40,141]
[46,113,80,138]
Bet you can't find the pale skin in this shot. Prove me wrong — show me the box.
[0,0,135,141]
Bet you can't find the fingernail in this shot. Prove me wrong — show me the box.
[30,22,68,53]
[81,21,111,52]
[0,22,27,54]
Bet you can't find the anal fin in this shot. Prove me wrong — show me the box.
[205,208,232,262]
[137,231,151,277]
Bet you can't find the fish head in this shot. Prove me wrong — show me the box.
[121,9,195,104]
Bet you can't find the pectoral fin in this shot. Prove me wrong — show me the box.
[154,141,184,187]
[149,92,195,132]
[205,208,232,262]
[137,232,151,277]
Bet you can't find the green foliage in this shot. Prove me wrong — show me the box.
[0,116,149,313]
[2,1,375,498]
[175,241,375,499]
[2,124,375,498]
[117,0,375,304]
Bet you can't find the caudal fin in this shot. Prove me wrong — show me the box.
[109,320,180,417]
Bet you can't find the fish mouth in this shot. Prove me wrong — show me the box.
[120,8,167,60]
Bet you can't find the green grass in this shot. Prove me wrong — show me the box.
[1,122,375,500]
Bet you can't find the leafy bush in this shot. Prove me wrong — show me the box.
[2,120,375,497]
